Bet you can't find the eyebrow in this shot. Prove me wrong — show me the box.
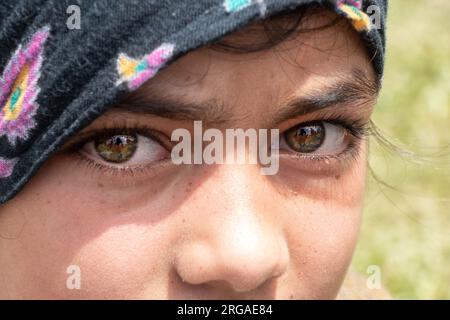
[113,68,378,126]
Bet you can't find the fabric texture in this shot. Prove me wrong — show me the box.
[0,0,387,203]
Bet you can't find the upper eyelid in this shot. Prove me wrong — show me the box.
[280,117,370,139]
[277,104,370,124]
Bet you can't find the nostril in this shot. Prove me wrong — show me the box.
[226,270,279,293]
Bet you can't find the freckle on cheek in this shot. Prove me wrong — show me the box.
[185,181,193,193]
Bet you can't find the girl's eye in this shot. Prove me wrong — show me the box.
[80,132,170,166]
[281,121,350,155]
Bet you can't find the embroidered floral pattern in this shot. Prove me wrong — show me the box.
[336,0,372,32]
[116,43,175,91]
[0,26,50,145]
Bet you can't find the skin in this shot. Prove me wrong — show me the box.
[0,10,377,299]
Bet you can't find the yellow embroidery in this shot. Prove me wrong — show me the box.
[338,4,371,32]
[118,54,139,80]
[3,63,30,121]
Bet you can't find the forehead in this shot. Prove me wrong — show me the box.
[125,9,375,115]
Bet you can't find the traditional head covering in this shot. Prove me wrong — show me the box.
[0,0,387,203]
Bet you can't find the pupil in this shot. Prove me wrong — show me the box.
[113,136,124,145]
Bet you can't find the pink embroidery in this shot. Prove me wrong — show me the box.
[0,26,50,145]
[116,43,175,91]
[337,0,362,10]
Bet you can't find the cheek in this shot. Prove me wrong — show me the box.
[0,159,179,298]
[282,153,366,298]
[0,194,177,298]
[286,206,361,299]
[26,154,177,214]
[65,223,172,299]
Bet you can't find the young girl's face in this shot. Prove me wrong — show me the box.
[0,11,377,299]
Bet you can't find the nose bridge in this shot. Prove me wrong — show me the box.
[211,158,276,208]
[198,163,273,231]
[174,165,289,292]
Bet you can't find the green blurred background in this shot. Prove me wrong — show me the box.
[351,0,450,299]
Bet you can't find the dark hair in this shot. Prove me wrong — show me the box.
[212,4,339,54]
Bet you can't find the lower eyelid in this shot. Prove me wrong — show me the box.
[71,151,176,187]
[278,138,363,175]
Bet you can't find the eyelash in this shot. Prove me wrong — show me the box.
[62,117,370,177]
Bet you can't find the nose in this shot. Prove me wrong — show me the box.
[173,166,289,293]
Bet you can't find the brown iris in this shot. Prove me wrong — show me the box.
[284,122,325,153]
[94,133,138,163]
